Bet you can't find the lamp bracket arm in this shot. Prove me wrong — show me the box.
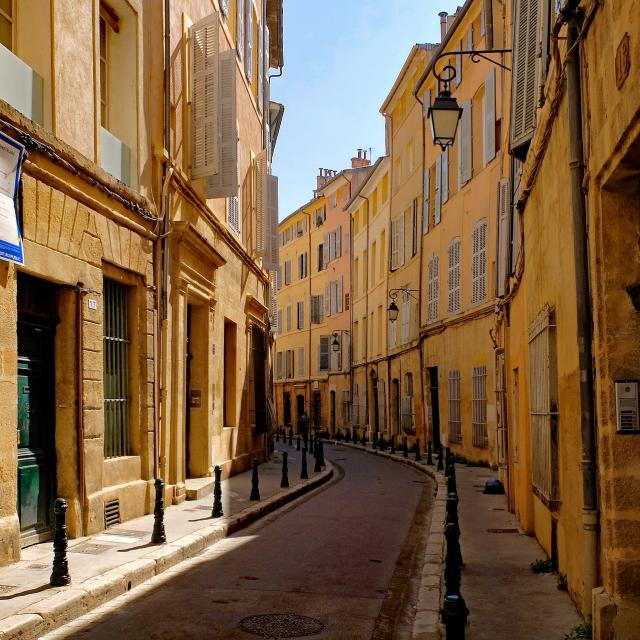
[432,48,512,84]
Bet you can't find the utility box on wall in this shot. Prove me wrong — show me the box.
[615,381,639,433]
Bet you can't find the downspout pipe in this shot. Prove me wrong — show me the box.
[565,8,598,614]
[356,193,371,432]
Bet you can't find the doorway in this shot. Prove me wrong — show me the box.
[330,390,336,433]
[312,391,321,429]
[296,394,305,426]
[185,305,193,477]
[283,392,291,426]
[17,274,57,547]
[428,367,441,447]
[391,378,400,434]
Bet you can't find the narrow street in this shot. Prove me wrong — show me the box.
[44,447,434,640]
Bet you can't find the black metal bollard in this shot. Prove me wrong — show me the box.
[297,435,301,451]
[372,432,377,450]
[445,451,456,478]
[427,441,434,465]
[441,519,469,639]
[447,473,458,497]
[212,465,224,518]
[379,434,386,451]
[301,448,309,480]
[314,440,322,472]
[309,436,315,455]
[276,429,280,443]
[415,438,422,462]
[446,490,463,566]
[250,459,261,500]
[437,444,444,471]
[151,478,167,544]
[361,432,366,446]
[403,437,409,458]
[50,498,71,586]
[390,435,396,454]
[289,429,293,446]
[281,451,290,488]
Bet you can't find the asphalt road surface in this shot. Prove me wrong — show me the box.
[46,446,435,640]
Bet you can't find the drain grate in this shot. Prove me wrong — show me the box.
[27,563,49,569]
[69,542,114,555]
[240,614,324,638]
[487,528,519,534]
[0,584,16,593]
[104,499,121,527]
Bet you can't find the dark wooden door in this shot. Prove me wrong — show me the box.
[429,367,441,447]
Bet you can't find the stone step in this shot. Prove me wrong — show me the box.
[185,477,214,500]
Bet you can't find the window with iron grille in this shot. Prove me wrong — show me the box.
[448,370,462,442]
[528,305,559,503]
[472,220,487,304]
[472,366,488,448]
[448,238,461,313]
[428,254,439,323]
[103,278,130,457]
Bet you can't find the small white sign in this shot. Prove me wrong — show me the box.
[88,299,98,310]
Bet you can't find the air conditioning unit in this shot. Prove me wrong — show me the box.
[615,380,639,433]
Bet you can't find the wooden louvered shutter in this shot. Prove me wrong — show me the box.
[484,68,496,166]
[335,227,342,257]
[245,0,253,81]
[510,0,540,153]
[323,232,329,269]
[337,276,343,313]
[325,282,330,316]
[236,0,244,60]
[190,14,219,179]
[397,214,405,267]
[257,22,263,114]
[442,148,449,203]
[262,175,279,270]
[458,100,472,186]
[206,50,238,198]
[423,167,430,234]
[435,156,442,224]
[497,178,510,296]
[255,150,267,256]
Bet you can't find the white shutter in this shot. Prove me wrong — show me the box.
[484,68,496,166]
[442,149,449,203]
[479,220,487,300]
[245,0,253,81]
[336,227,341,257]
[448,239,461,312]
[459,100,472,186]
[511,0,540,151]
[286,305,291,331]
[497,178,510,297]
[319,294,325,323]
[325,282,331,316]
[455,39,463,86]
[397,215,405,267]
[264,27,270,117]
[255,150,268,256]
[467,24,474,51]
[435,155,442,224]
[236,0,244,61]
[298,347,304,376]
[277,309,282,334]
[263,175,279,270]
[323,232,330,269]
[428,254,439,322]
[423,168,430,234]
[257,21,263,114]
[190,14,219,180]
[422,89,431,118]
[338,276,343,313]
[401,292,410,344]
[206,50,238,198]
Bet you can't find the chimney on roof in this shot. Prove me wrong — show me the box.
[316,167,337,190]
[439,11,448,42]
[351,149,371,169]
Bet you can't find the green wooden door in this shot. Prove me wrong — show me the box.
[17,322,56,546]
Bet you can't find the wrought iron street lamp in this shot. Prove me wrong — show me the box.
[387,288,419,323]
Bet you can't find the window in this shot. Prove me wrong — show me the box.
[483,69,496,166]
[99,12,109,127]
[311,295,324,324]
[275,351,283,379]
[381,173,389,203]
[286,349,294,378]
[319,335,330,372]
[472,220,487,304]
[401,290,410,344]
[326,227,342,262]
[391,216,405,270]
[428,254,439,323]
[528,305,559,502]
[286,305,292,331]
[423,168,430,234]
[298,252,308,279]
[371,242,377,285]
[284,260,291,285]
[401,395,414,432]
[458,100,473,187]
[317,243,324,271]
[244,0,253,81]
[326,277,343,316]
[497,178,511,297]
[448,238,461,312]
[448,371,462,442]
[380,230,386,276]
[103,278,130,457]
[411,199,419,257]
[298,347,305,376]
[0,0,13,49]
[434,158,442,224]
[342,390,351,424]
[297,301,304,329]
[276,309,282,335]
[472,366,488,448]
[236,0,244,60]
[353,322,359,361]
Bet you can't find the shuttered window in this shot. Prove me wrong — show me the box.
[472,366,488,448]
[103,278,130,458]
[496,178,511,296]
[286,305,291,331]
[297,252,308,279]
[401,395,414,432]
[190,13,219,180]
[257,20,263,113]
[298,347,304,376]
[263,175,279,271]
[434,156,442,224]
[255,150,268,257]
[311,294,324,324]
[236,0,244,61]
[528,305,559,502]
[411,199,419,256]
[442,148,449,203]
[428,254,439,323]
[276,309,282,335]
[448,238,461,312]
[391,216,404,270]
[423,167,430,234]
[244,0,253,81]
[448,371,462,442]
[206,50,238,198]
[483,68,496,166]
[342,390,351,424]
[401,290,410,344]
[319,335,330,372]
[458,100,472,187]
[297,301,304,329]
[284,260,291,285]
[510,0,540,155]
[472,220,488,304]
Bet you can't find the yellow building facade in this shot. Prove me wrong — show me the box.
[0,0,282,565]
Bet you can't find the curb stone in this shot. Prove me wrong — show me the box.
[335,442,446,640]
[0,463,333,640]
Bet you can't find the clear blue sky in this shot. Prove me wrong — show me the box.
[271,0,463,219]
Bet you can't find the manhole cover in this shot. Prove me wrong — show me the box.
[27,563,48,569]
[240,613,324,638]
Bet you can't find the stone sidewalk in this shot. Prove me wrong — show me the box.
[0,443,332,640]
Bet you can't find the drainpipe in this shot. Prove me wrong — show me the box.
[356,193,371,431]
[76,286,86,536]
[565,8,598,614]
